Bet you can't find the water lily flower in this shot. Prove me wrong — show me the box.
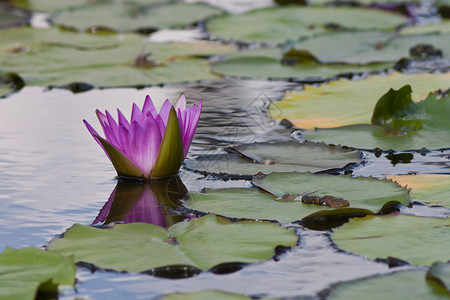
[84,94,202,179]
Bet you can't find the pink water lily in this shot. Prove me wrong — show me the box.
[84,94,202,179]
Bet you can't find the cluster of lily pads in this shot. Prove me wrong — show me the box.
[1,0,450,299]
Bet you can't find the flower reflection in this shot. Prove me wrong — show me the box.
[93,176,187,228]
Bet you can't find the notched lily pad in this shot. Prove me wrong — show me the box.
[300,208,375,231]
[206,6,406,44]
[282,31,450,65]
[184,141,361,178]
[211,47,392,82]
[324,269,450,299]
[184,172,409,224]
[0,247,76,299]
[301,87,450,150]
[387,174,450,208]
[0,27,234,88]
[331,215,450,266]
[272,72,450,129]
[162,291,252,300]
[47,214,297,272]
[52,2,222,33]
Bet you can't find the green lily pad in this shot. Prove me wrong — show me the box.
[0,247,75,299]
[301,90,450,150]
[184,172,409,223]
[272,72,450,129]
[0,27,233,87]
[9,0,171,13]
[163,291,252,300]
[206,6,406,44]
[387,174,450,208]
[284,31,450,65]
[300,124,450,151]
[52,2,222,33]
[0,9,28,29]
[211,47,391,82]
[401,21,450,35]
[326,270,450,299]
[331,215,450,266]
[184,141,361,177]
[427,262,450,293]
[47,214,297,272]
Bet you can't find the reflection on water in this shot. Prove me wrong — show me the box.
[93,177,187,227]
[0,79,293,251]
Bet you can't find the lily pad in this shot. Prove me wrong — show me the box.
[300,124,450,151]
[331,215,450,266]
[326,270,450,299]
[401,21,450,35]
[163,291,252,300]
[0,247,75,299]
[0,27,234,87]
[387,174,450,208]
[9,0,171,13]
[283,31,450,65]
[52,2,222,33]
[184,172,409,223]
[427,262,450,293]
[211,47,391,82]
[48,214,297,272]
[206,6,406,44]
[272,72,450,129]
[184,141,361,177]
[300,90,450,150]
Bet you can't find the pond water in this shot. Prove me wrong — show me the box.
[1,79,448,299]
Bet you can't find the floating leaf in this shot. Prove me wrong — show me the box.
[163,291,252,300]
[0,247,75,299]
[0,27,233,87]
[48,214,297,272]
[331,215,450,266]
[427,262,450,293]
[206,6,406,44]
[185,172,409,223]
[301,91,450,150]
[52,2,222,33]
[326,270,450,299]
[401,21,450,35]
[211,47,391,82]
[252,172,409,208]
[9,0,171,13]
[301,208,375,231]
[387,174,450,208]
[283,31,450,65]
[184,141,361,177]
[272,72,450,129]
[371,84,422,133]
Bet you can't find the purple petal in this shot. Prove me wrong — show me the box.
[158,99,172,126]
[142,95,158,118]
[181,100,202,157]
[131,102,144,126]
[175,93,186,111]
[142,117,163,177]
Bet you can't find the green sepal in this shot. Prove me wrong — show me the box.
[151,107,184,178]
[95,135,146,178]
